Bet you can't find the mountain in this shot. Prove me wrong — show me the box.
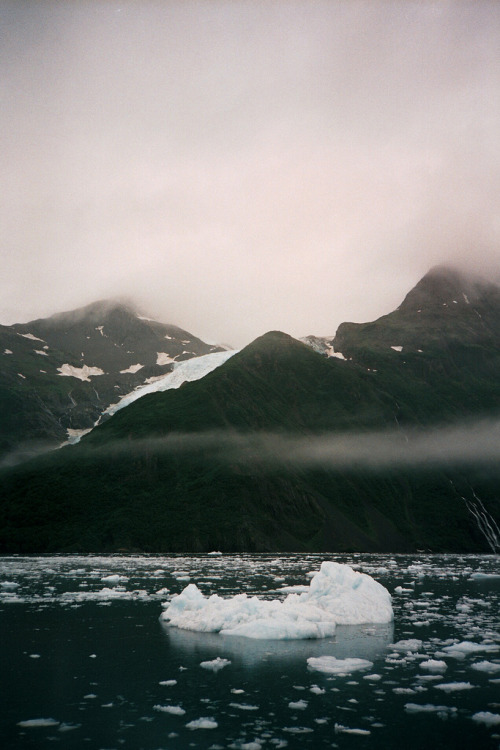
[0,267,499,553]
[0,300,224,464]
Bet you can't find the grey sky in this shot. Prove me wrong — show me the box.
[1,1,499,346]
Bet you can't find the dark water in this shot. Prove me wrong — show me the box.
[0,554,499,749]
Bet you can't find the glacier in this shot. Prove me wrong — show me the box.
[105,349,238,417]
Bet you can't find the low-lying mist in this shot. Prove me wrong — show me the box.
[62,417,500,471]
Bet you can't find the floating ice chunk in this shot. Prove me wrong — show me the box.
[288,699,308,710]
[100,574,129,583]
[404,703,457,717]
[310,685,326,694]
[17,718,59,727]
[470,572,500,580]
[391,639,422,652]
[159,679,177,686]
[390,346,403,352]
[307,656,373,675]
[335,724,370,736]
[394,586,413,594]
[200,657,231,672]
[208,551,223,556]
[471,661,500,674]
[442,641,499,658]
[434,682,474,692]
[282,726,313,734]
[154,704,186,715]
[58,723,81,732]
[420,659,447,672]
[471,712,500,726]
[185,717,218,729]
[160,561,392,640]
[363,673,382,681]
[229,702,259,710]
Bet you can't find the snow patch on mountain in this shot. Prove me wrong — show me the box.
[19,333,45,343]
[105,349,237,417]
[57,364,106,381]
[119,363,143,374]
[156,353,177,366]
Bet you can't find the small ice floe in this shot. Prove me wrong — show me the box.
[470,572,500,580]
[153,704,186,715]
[160,561,392,639]
[419,659,447,672]
[159,679,177,686]
[434,682,475,692]
[100,574,129,583]
[288,699,308,710]
[404,703,457,718]
[390,346,403,352]
[307,656,373,675]
[17,718,59,728]
[58,723,81,732]
[282,726,313,734]
[390,639,422,653]
[200,657,231,672]
[229,702,259,711]
[208,551,223,556]
[442,641,499,658]
[471,661,500,674]
[471,712,500,726]
[334,724,370,736]
[394,586,413,594]
[363,674,382,681]
[310,685,326,694]
[29,654,40,659]
[185,717,218,729]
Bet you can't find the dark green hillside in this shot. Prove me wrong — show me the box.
[1,305,499,554]
[0,300,222,463]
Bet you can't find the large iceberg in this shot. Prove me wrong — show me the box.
[160,561,393,640]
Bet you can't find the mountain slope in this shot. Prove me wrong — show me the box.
[0,300,223,463]
[1,267,499,555]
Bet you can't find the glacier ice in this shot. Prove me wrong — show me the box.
[160,561,393,640]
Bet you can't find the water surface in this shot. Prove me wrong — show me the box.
[1,553,499,749]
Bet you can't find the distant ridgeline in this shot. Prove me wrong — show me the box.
[1,266,499,553]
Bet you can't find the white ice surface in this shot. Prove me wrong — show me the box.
[307,656,373,675]
[106,349,237,417]
[471,712,500,726]
[160,561,393,640]
[120,363,143,374]
[442,641,499,657]
[185,717,218,730]
[57,364,105,381]
[200,657,231,671]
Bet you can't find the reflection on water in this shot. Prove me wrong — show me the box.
[163,621,394,667]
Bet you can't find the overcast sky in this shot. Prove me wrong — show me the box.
[1,1,500,346]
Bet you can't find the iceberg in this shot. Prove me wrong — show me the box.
[160,561,393,640]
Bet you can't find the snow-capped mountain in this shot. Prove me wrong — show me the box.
[0,300,228,463]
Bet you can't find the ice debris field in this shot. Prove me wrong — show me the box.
[1,553,499,749]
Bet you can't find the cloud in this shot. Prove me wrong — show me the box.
[1,1,499,345]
